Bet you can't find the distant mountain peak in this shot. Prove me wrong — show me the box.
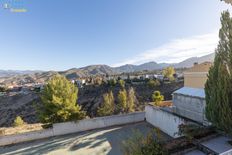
[0,52,215,84]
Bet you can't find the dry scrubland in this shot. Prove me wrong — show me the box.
[0,124,43,136]
[0,81,183,127]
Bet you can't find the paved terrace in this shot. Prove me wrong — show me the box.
[0,122,170,155]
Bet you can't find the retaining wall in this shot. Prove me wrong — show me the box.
[0,112,145,146]
[53,112,145,136]
[145,105,186,138]
[0,129,53,146]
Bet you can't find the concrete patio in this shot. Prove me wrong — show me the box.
[0,122,170,155]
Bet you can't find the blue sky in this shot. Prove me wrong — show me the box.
[0,0,230,71]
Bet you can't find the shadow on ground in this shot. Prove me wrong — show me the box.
[0,122,170,155]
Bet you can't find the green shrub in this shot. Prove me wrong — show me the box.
[108,79,117,86]
[121,129,167,155]
[151,91,164,106]
[147,79,160,88]
[118,79,125,88]
[13,116,25,127]
[0,86,7,92]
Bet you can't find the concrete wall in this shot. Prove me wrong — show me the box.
[184,72,208,89]
[0,129,53,146]
[145,105,186,138]
[53,112,145,136]
[0,112,145,146]
[173,93,207,124]
[220,149,232,155]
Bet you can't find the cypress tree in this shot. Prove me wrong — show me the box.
[127,87,136,112]
[205,11,232,134]
[97,91,115,116]
[118,89,127,113]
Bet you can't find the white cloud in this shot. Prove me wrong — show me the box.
[112,31,219,67]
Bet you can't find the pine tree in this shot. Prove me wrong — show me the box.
[127,87,136,112]
[118,89,127,113]
[205,11,232,134]
[39,75,86,124]
[97,91,115,116]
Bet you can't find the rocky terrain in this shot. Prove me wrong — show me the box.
[0,81,183,127]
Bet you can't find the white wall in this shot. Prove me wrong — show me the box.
[53,112,145,136]
[220,149,232,155]
[145,105,186,138]
[0,112,145,146]
[0,129,53,146]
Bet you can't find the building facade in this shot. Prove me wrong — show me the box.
[172,62,212,125]
[184,62,212,89]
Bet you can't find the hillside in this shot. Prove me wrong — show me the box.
[0,81,183,127]
[173,53,215,68]
[60,65,116,79]
[0,71,58,86]
[0,52,215,85]
[0,70,42,78]
[114,52,215,73]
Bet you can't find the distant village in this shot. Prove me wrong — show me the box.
[0,68,185,97]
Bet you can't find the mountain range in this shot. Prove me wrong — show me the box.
[0,53,215,84]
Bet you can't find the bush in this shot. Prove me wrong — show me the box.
[121,129,167,155]
[118,79,125,88]
[0,129,6,135]
[13,116,25,127]
[0,86,7,92]
[109,79,117,86]
[177,124,215,141]
[147,79,160,88]
[151,91,164,106]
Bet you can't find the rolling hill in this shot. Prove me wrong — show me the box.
[0,52,215,85]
